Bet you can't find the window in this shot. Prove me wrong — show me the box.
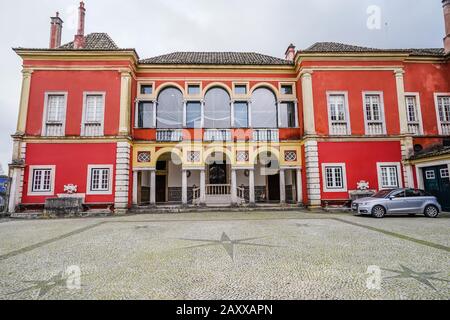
[234,102,248,128]
[28,166,55,196]
[405,95,422,135]
[391,190,405,198]
[43,94,66,137]
[251,88,277,128]
[83,94,105,136]
[327,93,350,135]
[234,85,247,95]
[87,165,112,195]
[435,95,450,135]
[405,189,426,197]
[279,102,296,128]
[377,163,401,189]
[157,87,184,128]
[136,101,154,128]
[186,102,202,128]
[425,170,435,180]
[204,87,231,128]
[187,85,201,95]
[364,93,385,135]
[441,168,449,179]
[281,85,293,95]
[322,163,347,192]
[140,85,153,95]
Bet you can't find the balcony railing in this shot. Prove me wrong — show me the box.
[441,123,450,135]
[45,123,64,137]
[83,123,103,137]
[207,184,231,195]
[366,123,384,135]
[156,129,183,142]
[253,129,279,142]
[408,123,421,135]
[330,122,348,135]
[204,129,232,142]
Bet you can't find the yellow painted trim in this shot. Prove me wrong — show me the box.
[407,154,450,165]
[202,82,233,97]
[154,82,186,96]
[251,146,281,164]
[250,82,280,98]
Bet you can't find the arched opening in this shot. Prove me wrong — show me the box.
[251,87,278,128]
[204,87,231,128]
[156,87,184,128]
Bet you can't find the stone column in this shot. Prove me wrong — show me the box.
[249,169,255,206]
[114,142,131,214]
[132,170,138,205]
[296,168,303,205]
[395,69,409,135]
[301,70,316,135]
[305,140,321,207]
[8,168,21,213]
[150,169,156,205]
[16,70,33,135]
[119,70,132,136]
[182,169,188,206]
[200,169,206,205]
[231,168,237,205]
[279,169,286,204]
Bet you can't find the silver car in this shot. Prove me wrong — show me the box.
[352,189,442,218]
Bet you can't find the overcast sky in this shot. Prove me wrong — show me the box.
[0,0,446,173]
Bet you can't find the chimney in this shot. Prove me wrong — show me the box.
[285,43,296,61]
[73,1,86,49]
[443,0,450,54]
[49,12,63,49]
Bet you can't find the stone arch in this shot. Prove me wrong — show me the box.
[202,82,233,97]
[151,147,183,167]
[154,82,186,97]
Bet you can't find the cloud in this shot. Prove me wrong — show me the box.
[0,0,445,171]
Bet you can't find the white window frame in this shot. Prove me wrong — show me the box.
[326,91,351,135]
[362,91,387,135]
[441,168,449,179]
[376,162,403,190]
[425,170,436,180]
[404,92,423,135]
[81,92,106,136]
[433,93,450,135]
[41,92,68,137]
[322,163,347,193]
[86,165,113,195]
[134,100,155,129]
[27,165,56,196]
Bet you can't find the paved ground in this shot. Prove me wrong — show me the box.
[0,211,448,300]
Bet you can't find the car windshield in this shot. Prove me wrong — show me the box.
[372,189,394,198]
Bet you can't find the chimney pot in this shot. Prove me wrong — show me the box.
[285,43,296,61]
[74,1,86,49]
[49,11,63,49]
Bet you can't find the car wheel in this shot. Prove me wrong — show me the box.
[424,205,439,218]
[371,205,386,218]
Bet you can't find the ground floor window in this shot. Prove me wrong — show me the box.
[322,163,347,192]
[87,165,113,195]
[28,165,55,196]
[377,163,401,189]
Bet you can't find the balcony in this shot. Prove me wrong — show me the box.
[156,129,183,142]
[366,123,384,135]
[330,122,349,136]
[44,123,64,137]
[252,129,279,142]
[441,123,450,135]
[407,123,421,135]
[83,123,103,137]
[204,129,232,142]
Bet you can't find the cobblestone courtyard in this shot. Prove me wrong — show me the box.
[0,211,448,300]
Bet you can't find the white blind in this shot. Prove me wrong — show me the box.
[85,95,104,123]
[46,95,65,122]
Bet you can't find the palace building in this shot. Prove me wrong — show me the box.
[8,1,450,213]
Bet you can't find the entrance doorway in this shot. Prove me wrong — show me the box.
[155,161,167,203]
[267,173,280,202]
[422,165,450,211]
[209,163,227,184]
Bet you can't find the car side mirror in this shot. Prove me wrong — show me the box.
[389,196,394,200]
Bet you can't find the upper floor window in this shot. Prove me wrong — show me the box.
[82,93,105,137]
[280,85,293,95]
[364,93,386,135]
[43,93,67,137]
[251,87,277,128]
[140,85,153,95]
[204,87,231,129]
[435,95,450,135]
[186,101,202,128]
[157,87,183,129]
[279,102,296,128]
[234,102,248,128]
[405,94,422,135]
[234,85,248,95]
[136,101,154,128]
[327,93,350,135]
[187,84,201,96]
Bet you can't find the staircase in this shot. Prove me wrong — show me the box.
[192,184,246,206]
